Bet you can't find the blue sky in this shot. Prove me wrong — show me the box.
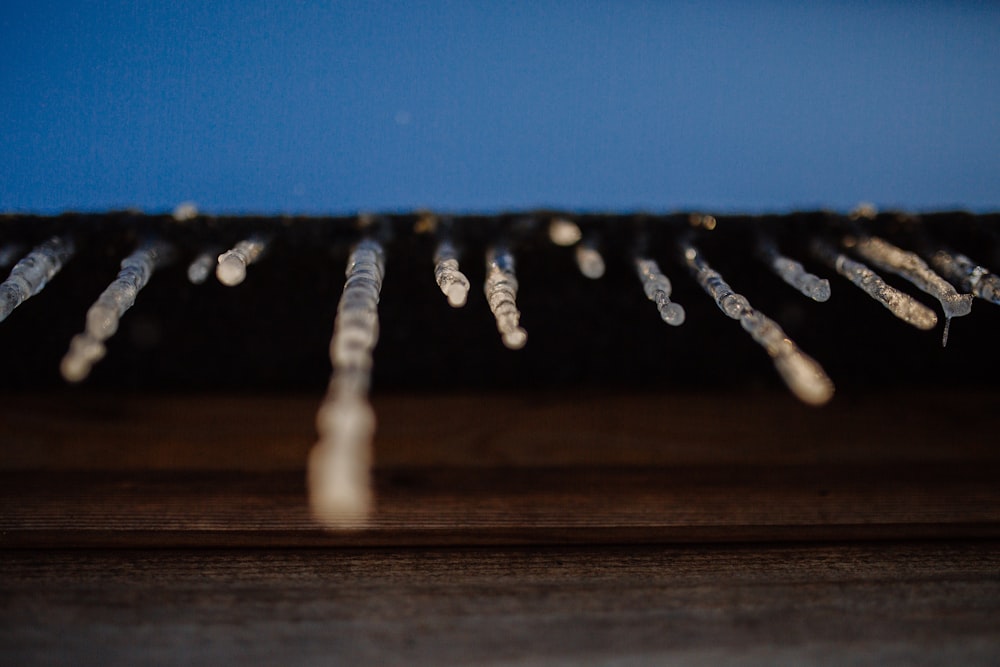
[1,1,998,214]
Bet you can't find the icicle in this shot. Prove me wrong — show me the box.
[0,242,27,268]
[60,240,172,383]
[575,238,605,279]
[930,248,1000,306]
[186,249,219,285]
[849,235,972,346]
[309,238,385,528]
[0,236,75,324]
[484,245,527,349]
[433,238,471,307]
[548,218,582,247]
[681,240,834,406]
[216,234,268,286]
[811,239,938,331]
[756,237,830,302]
[635,257,685,325]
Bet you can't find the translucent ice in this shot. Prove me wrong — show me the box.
[850,235,971,345]
[811,239,938,331]
[680,241,750,319]
[930,248,1000,307]
[757,237,830,302]
[681,239,834,406]
[60,240,171,382]
[0,236,75,324]
[433,238,471,307]
[217,235,268,286]
[635,257,685,326]
[484,245,527,349]
[309,238,385,528]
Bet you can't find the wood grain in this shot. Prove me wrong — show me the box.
[2,390,999,470]
[2,464,998,547]
[2,542,998,666]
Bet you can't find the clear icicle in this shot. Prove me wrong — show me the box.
[216,235,268,286]
[849,235,972,346]
[635,257,685,326]
[930,248,1000,306]
[0,242,27,268]
[681,240,834,406]
[484,245,527,349]
[811,239,938,330]
[0,236,75,324]
[309,238,385,528]
[60,240,171,383]
[433,238,470,307]
[186,249,218,285]
[756,237,830,302]
[575,239,605,279]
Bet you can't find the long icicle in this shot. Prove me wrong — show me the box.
[681,239,834,406]
[0,236,75,323]
[848,235,971,346]
[60,239,172,382]
[811,239,938,331]
[309,237,385,528]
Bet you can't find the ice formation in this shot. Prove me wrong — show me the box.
[811,239,938,331]
[0,236,75,324]
[484,245,527,349]
[849,235,971,346]
[433,238,471,307]
[216,235,268,287]
[309,238,385,528]
[60,240,171,382]
[681,240,834,406]
[756,237,830,302]
[635,257,685,325]
[930,249,1000,307]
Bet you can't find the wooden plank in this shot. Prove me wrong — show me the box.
[2,391,999,470]
[2,464,998,547]
[2,542,998,666]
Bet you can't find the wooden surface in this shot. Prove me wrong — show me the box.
[2,391,999,664]
[2,543,999,666]
[2,464,999,547]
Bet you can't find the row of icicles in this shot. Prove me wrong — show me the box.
[1,214,998,526]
